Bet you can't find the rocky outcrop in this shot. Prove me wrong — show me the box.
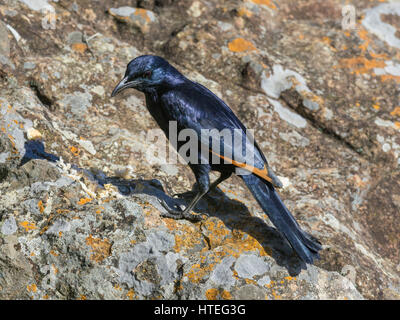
[0,0,399,299]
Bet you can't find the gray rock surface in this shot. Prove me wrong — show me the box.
[0,0,399,300]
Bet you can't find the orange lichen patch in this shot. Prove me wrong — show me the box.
[77,197,92,205]
[300,90,324,106]
[250,0,277,9]
[395,121,400,129]
[27,284,37,293]
[42,294,49,300]
[7,134,15,147]
[201,219,232,249]
[187,263,216,284]
[51,264,59,274]
[20,221,36,232]
[228,38,257,53]
[205,288,219,300]
[38,200,45,213]
[373,104,380,110]
[39,226,49,235]
[221,290,232,300]
[358,29,371,52]
[85,235,112,263]
[95,206,104,214]
[321,37,337,52]
[134,8,151,22]
[56,209,70,214]
[245,278,257,285]
[391,107,400,117]
[202,219,270,258]
[237,7,253,17]
[185,218,271,284]
[71,43,88,53]
[336,56,386,75]
[1,127,5,133]
[164,219,203,252]
[78,295,87,300]
[271,289,281,300]
[69,146,80,156]
[380,74,400,83]
[370,51,389,60]
[49,250,59,257]
[126,289,135,300]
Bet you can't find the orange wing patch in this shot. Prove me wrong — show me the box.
[210,150,273,184]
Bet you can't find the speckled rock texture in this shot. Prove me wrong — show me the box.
[0,0,399,300]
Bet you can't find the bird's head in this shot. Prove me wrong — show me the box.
[111,55,182,96]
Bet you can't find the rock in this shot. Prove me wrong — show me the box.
[18,0,54,12]
[0,0,399,300]
[23,62,36,70]
[27,128,42,140]
[109,7,158,34]
[0,21,10,58]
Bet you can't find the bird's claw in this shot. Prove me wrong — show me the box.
[172,190,197,199]
[158,199,203,222]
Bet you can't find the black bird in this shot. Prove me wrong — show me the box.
[112,55,322,264]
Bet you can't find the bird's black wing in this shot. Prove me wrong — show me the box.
[160,80,282,187]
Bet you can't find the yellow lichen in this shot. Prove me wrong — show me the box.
[85,235,112,263]
[38,200,45,214]
[221,290,232,300]
[77,197,92,205]
[336,56,386,75]
[228,38,257,53]
[237,7,253,17]
[126,289,135,300]
[69,146,80,156]
[250,0,277,9]
[49,250,59,257]
[164,219,203,253]
[20,221,36,232]
[71,43,87,53]
[134,8,151,22]
[27,284,37,293]
[205,288,219,300]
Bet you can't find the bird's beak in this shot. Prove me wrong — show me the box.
[111,76,138,97]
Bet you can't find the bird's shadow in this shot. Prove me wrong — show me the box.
[21,140,307,276]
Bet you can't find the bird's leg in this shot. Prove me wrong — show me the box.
[159,169,211,221]
[171,183,198,199]
[208,171,232,193]
[173,172,231,199]
[159,171,233,221]
[159,189,208,221]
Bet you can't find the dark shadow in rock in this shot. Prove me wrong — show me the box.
[87,170,307,276]
[20,140,60,166]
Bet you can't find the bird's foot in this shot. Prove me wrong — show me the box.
[158,199,204,222]
[172,190,197,199]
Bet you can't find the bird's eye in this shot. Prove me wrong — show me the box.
[143,70,152,79]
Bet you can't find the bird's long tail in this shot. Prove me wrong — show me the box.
[240,173,322,264]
